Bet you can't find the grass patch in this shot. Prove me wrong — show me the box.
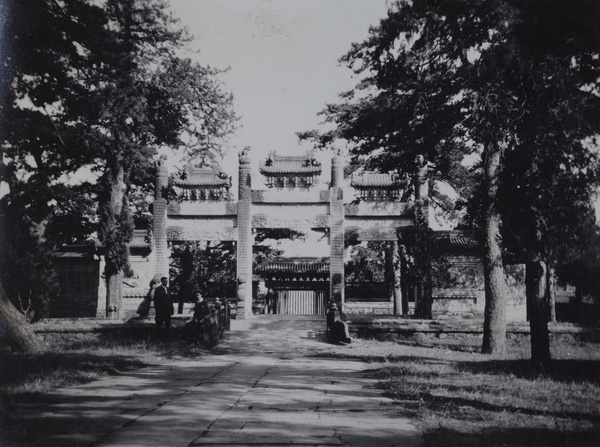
[332,336,600,447]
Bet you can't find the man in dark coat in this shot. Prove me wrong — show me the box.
[153,276,174,331]
[192,292,211,323]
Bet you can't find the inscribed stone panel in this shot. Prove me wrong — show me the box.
[345,227,398,241]
[344,217,414,229]
[167,202,237,216]
[251,189,330,203]
[252,214,330,229]
[345,202,413,217]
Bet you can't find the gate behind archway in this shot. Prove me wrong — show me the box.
[146,148,425,319]
[255,257,330,315]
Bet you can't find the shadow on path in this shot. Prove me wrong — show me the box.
[3,315,422,447]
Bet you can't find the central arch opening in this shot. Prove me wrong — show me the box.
[252,229,330,316]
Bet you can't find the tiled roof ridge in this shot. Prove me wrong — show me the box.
[259,151,322,175]
[130,228,151,248]
[351,172,401,188]
[435,230,480,249]
[174,165,231,187]
[256,257,330,274]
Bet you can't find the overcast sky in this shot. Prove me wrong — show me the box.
[168,0,390,174]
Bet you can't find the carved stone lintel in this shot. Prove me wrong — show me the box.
[252,214,330,229]
[345,202,412,216]
[345,227,401,241]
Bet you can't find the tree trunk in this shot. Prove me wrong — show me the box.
[104,164,127,318]
[391,241,403,316]
[547,265,556,323]
[106,270,124,319]
[574,286,583,323]
[413,220,432,319]
[481,143,509,354]
[0,281,46,353]
[399,244,410,315]
[413,159,432,319]
[526,259,552,370]
[386,241,403,316]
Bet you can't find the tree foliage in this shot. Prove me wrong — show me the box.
[304,0,600,358]
[1,0,237,319]
[169,241,236,302]
[253,229,308,266]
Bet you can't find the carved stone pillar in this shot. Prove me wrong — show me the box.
[329,152,345,310]
[153,158,169,281]
[399,243,410,315]
[236,147,253,319]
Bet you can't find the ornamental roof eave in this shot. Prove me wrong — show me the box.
[173,166,232,188]
[259,164,323,175]
[255,257,330,274]
[130,229,152,249]
[259,152,322,176]
[434,230,480,251]
[351,172,402,189]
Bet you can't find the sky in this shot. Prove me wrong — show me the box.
[167,0,391,174]
[165,0,600,254]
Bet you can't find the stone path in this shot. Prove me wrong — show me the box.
[7,316,422,447]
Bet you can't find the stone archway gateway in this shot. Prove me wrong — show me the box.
[144,147,426,320]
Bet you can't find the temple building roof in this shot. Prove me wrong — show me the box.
[255,257,330,279]
[434,231,480,251]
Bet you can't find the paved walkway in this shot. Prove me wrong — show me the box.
[8,316,422,447]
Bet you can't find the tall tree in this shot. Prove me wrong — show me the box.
[302,0,599,357]
[302,0,516,352]
[496,0,600,367]
[1,0,237,324]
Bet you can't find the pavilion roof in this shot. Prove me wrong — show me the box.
[259,153,322,176]
[173,166,231,188]
[351,172,401,189]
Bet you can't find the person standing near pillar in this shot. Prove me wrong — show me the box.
[154,276,174,332]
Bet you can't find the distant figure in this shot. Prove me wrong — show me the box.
[153,277,174,331]
[192,292,211,323]
[266,288,277,315]
[137,279,159,317]
[185,292,211,342]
